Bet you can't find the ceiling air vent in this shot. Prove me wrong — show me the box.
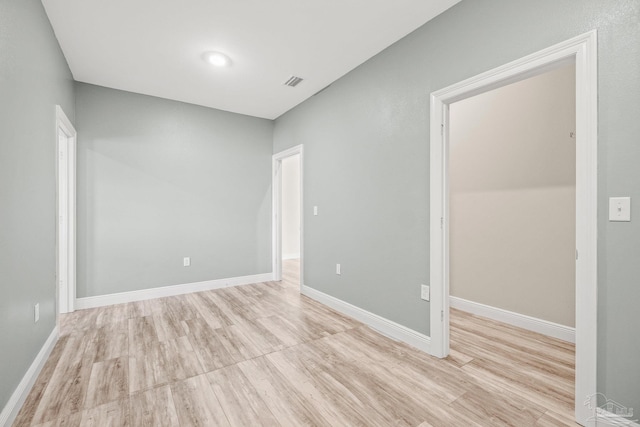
[284,76,304,87]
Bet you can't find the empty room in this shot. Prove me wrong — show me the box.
[1,0,639,426]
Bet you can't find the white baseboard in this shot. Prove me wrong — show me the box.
[283,253,300,260]
[301,285,431,354]
[450,296,575,343]
[0,328,58,427]
[76,272,274,310]
[590,409,640,427]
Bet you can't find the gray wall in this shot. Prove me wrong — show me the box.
[75,83,273,298]
[273,0,640,412]
[450,64,576,327]
[0,0,75,411]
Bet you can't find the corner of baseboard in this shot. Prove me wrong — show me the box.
[301,284,431,354]
[0,327,58,427]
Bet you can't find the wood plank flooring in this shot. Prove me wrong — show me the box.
[13,259,576,426]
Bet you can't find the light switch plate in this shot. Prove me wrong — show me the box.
[609,197,631,222]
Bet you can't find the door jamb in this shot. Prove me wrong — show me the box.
[429,31,597,425]
[272,145,304,290]
[56,105,77,316]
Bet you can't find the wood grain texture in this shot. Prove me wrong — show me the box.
[84,357,128,408]
[207,364,279,426]
[129,385,179,427]
[170,374,230,427]
[13,259,576,426]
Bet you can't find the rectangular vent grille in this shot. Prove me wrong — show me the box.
[284,76,304,87]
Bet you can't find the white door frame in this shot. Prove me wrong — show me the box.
[56,105,77,315]
[429,31,597,425]
[272,145,304,288]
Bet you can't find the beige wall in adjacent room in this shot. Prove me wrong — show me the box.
[282,154,301,259]
[449,63,576,327]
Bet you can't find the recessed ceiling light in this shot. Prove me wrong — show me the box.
[203,51,231,67]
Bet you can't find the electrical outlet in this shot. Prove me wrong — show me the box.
[313,206,318,216]
[336,263,341,275]
[421,285,430,301]
[183,257,191,267]
[34,303,40,323]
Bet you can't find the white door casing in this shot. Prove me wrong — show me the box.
[429,31,597,425]
[56,105,77,315]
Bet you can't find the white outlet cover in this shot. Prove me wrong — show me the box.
[34,303,40,323]
[336,263,341,275]
[183,257,191,267]
[421,285,430,301]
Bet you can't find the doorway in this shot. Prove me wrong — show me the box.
[429,32,597,425]
[272,145,303,290]
[56,106,77,317]
[449,61,577,422]
[449,62,576,334]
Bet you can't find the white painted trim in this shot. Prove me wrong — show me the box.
[55,105,77,316]
[75,273,273,309]
[574,29,599,427]
[272,145,304,290]
[589,410,640,427]
[302,285,431,354]
[450,296,575,343]
[429,31,598,426]
[283,253,301,261]
[0,328,58,427]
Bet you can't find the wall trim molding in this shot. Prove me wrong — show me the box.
[56,105,77,315]
[301,285,431,354]
[0,328,58,427]
[450,296,575,343]
[590,410,640,427]
[283,253,301,260]
[75,273,274,309]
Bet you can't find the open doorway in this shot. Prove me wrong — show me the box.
[272,145,303,291]
[449,62,576,336]
[429,32,598,425]
[281,153,301,287]
[448,61,577,422]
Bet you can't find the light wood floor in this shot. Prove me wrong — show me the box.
[14,259,576,426]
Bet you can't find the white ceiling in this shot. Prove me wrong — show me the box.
[42,0,461,120]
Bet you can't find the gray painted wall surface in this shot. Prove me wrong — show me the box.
[75,83,273,297]
[273,0,640,411]
[0,0,75,411]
